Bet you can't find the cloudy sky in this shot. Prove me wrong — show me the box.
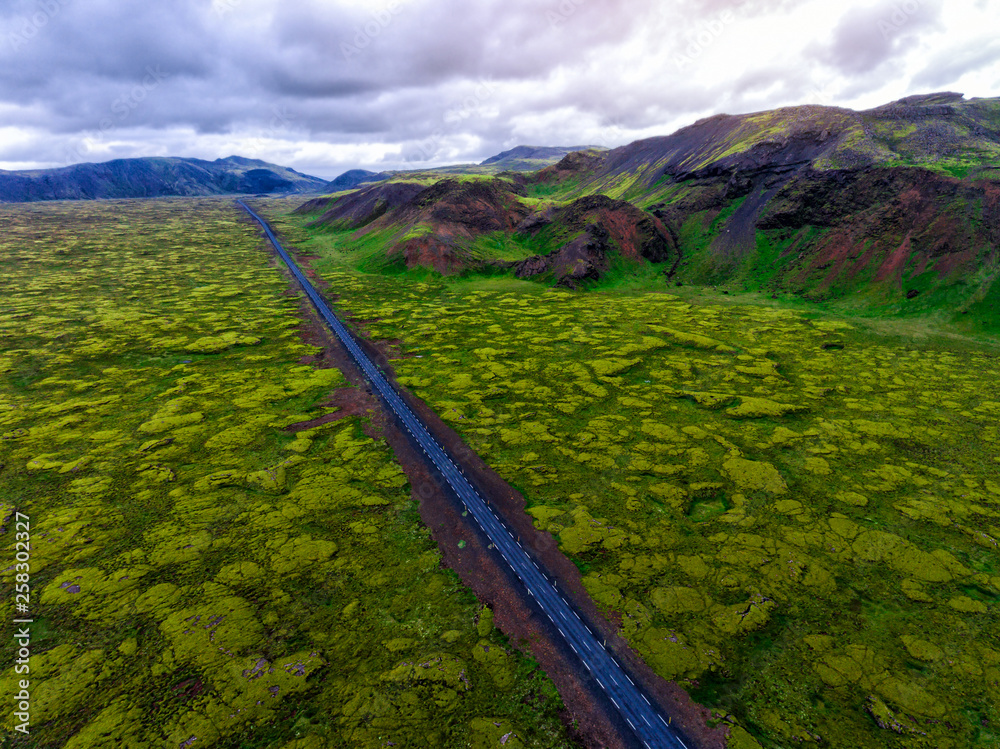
[1,0,998,179]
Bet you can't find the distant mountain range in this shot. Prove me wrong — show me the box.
[322,169,396,193]
[319,145,603,193]
[478,144,600,169]
[298,92,1000,329]
[0,156,327,203]
[0,146,605,203]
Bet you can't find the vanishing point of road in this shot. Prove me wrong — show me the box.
[239,200,694,749]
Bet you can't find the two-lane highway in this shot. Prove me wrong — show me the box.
[239,200,693,749]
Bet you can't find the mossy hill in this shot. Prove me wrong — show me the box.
[297,93,1000,332]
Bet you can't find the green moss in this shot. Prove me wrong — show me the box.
[640,627,707,680]
[476,606,494,638]
[137,411,204,434]
[948,596,988,613]
[727,725,764,748]
[0,198,571,749]
[722,457,788,494]
[710,594,775,634]
[901,636,944,662]
[650,586,707,615]
[228,197,1000,749]
[727,397,806,419]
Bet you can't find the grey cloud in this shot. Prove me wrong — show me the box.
[0,0,665,144]
[811,0,943,75]
[0,0,840,153]
[685,0,797,19]
[911,37,1000,88]
[0,0,995,178]
[1,0,214,91]
[263,0,660,91]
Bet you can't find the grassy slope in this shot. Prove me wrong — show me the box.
[289,181,577,281]
[666,198,1000,337]
[531,98,1000,333]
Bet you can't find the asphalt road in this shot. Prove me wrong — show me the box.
[239,200,693,749]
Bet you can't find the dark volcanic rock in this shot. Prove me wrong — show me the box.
[506,195,678,286]
[544,194,677,265]
[533,149,608,183]
[302,171,675,283]
[411,178,530,233]
[758,168,949,230]
[303,177,533,261]
[398,236,466,275]
[322,168,393,192]
[511,255,550,279]
[516,208,554,232]
[297,182,426,229]
[511,227,611,288]
[552,195,677,263]
[754,166,1000,295]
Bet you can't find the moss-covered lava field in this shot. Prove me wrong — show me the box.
[0,198,572,748]
[3,190,998,749]
[265,196,1000,748]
